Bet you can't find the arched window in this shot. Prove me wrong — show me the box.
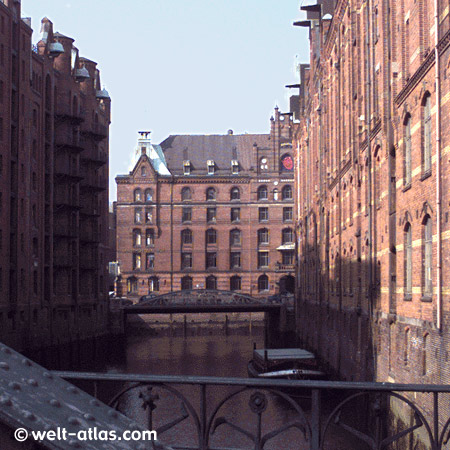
[404,115,412,186]
[282,228,294,244]
[258,228,269,245]
[145,188,153,202]
[258,274,269,292]
[146,229,154,246]
[423,333,429,375]
[206,228,217,245]
[206,275,217,290]
[230,187,240,201]
[181,276,192,291]
[282,185,293,200]
[127,276,138,294]
[134,188,142,202]
[422,94,432,175]
[148,276,159,292]
[181,229,193,245]
[423,216,432,296]
[181,187,191,201]
[404,223,412,298]
[133,229,142,247]
[206,187,216,201]
[257,185,268,201]
[404,328,411,365]
[230,229,241,246]
[230,275,241,291]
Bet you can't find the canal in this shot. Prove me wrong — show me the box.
[34,322,363,449]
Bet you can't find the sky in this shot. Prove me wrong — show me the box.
[21,0,310,200]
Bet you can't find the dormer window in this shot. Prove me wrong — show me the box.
[183,160,191,175]
[207,160,215,175]
[231,160,239,174]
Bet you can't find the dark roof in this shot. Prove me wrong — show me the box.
[159,133,270,175]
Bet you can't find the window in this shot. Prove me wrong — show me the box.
[282,185,293,200]
[206,228,217,244]
[230,229,241,246]
[181,229,193,245]
[145,208,153,223]
[231,207,240,222]
[231,160,239,174]
[141,166,147,177]
[258,228,269,246]
[127,277,138,293]
[181,187,191,201]
[258,251,269,268]
[282,251,294,265]
[404,115,412,186]
[133,253,141,270]
[181,253,192,269]
[146,229,155,246]
[146,253,154,269]
[206,275,217,290]
[181,276,192,291]
[207,207,216,223]
[182,207,192,223]
[283,207,293,222]
[230,187,240,201]
[404,223,412,298]
[183,160,191,175]
[423,216,432,297]
[258,275,269,292]
[423,95,432,175]
[273,189,278,200]
[258,207,269,222]
[148,276,159,292]
[206,187,216,200]
[230,275,241,291]
[207,160,215,174]
[133,229,142,247]
[145,188,153,202]
[206,252,217,269]
[134,208,142,224]
[230,252,241,269]
[282,228,294,244]
[257,185,268,200]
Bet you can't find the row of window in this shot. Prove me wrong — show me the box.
[180,185,293,202]
[133,188,153,203]
[131,250,294,271]
[181,206,293,224]
[180,228,294,246]
[126,274,271,293]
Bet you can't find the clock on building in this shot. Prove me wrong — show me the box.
[281,155,294,171]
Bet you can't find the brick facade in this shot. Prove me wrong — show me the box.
[0,2,110,352]
[116,111,296,299]
[293,0,450,442]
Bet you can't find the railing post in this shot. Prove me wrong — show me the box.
[311,389,320,450]
[433,392,439,450]
[200,384,207,450]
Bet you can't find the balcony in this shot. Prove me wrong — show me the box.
[80,229,100,243]
[54,164,83,183]
[81,122,108,141]
[53,222,78,238]
[54,103,85,125]
[81,150,108,168]
[54,131,85,154]
[80,175,107,193]
[53,253,73,268]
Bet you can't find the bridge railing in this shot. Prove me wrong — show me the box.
[53,371,450,450]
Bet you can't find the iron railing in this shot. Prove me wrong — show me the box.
[52,371,450,450]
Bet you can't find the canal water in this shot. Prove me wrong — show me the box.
[35,326,363,449]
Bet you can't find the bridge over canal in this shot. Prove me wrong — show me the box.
[122,289,292,346]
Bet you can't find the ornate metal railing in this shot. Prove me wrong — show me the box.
[53,371,450,450]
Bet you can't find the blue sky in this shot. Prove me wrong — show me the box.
[22,1,310,200]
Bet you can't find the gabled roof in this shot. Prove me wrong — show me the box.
[160,133,270,176]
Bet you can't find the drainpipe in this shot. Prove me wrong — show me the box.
[434,0,442,330]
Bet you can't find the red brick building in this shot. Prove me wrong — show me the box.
[0,1,110,352]
[293,0,450,442]
[116,111,295,299]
